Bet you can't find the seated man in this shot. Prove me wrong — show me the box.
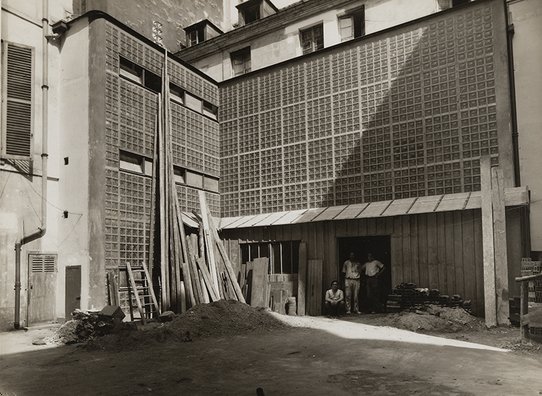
[324,280,345,317]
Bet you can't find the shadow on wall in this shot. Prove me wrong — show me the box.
[323,7,499,207]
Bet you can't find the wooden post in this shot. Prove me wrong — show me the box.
[491,166,510,325]
[198,191,220,293]
[480,156,497,327]
[520,280,528,339]
[297,242,307,316]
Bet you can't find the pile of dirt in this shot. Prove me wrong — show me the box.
[379,305,483,333]
[87,300,287,351]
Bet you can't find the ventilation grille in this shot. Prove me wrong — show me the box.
[30,254,57,273]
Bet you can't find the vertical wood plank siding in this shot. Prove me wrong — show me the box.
[221,209,524,316]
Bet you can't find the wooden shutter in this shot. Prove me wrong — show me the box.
[2,42,33,158]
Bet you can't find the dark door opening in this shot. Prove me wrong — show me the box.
[65,266,81,320]
[337,236,391,313]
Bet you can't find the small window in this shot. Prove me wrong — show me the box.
[186,170,203,188]
[119,57,143,84]
[144,70,161,93]
[119,150,144,173]
[186,26,205,47]
[202,101,218,120]
[231,47,251,76]
[242,3,260,25]
[339,6,365,42]
[204,175,219,192]
[170,83,184,104]
[240,241,300,274]
[300,24,323,55]
[185,92,202,113]
[173,166,185,184]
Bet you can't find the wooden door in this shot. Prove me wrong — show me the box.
[307,259,323,316]
[28,254,57,325]
[65,266,81,319]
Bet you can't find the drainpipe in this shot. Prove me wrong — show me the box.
[14,0,49,329]
[505,4,520,187]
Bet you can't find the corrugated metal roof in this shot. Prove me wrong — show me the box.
[218,187,529,230]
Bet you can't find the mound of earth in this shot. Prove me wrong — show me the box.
[87,300,287,351]
[377,305,483,333]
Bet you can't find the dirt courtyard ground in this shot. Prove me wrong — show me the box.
[2,311,542,396]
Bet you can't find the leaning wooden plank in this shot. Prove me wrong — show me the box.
[250,257,269,307]
[199,269,210,304]
[491,166,510,325]
[480,156,497,328]
[126,262,146,324]
[148,113,159,283]
[157,93,169,310]
[197,258,220,302]
[297,241,307,316]
[198,191,220,292]
[186,236,202,305]
[206,209,246,303]
[142,261,160,315]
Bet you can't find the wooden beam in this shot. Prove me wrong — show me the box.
[480,156,497,327]
[297,241,307,316]
[198,192,220,293]
[207,212,246,303]
[196,258,220,302]
[491,166,510,325]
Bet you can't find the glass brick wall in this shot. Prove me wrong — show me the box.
[219,2,504,217]
[103,22,220,270]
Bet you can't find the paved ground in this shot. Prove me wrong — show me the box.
[1,318,542,395]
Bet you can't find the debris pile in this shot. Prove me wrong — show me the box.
[386,283,471,313]
[87,300,286,351]
[46,308,127,345]
[378,304,482,333]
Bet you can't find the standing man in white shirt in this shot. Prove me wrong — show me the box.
[324,280,345,317]
[362,253,385,313]
[342,252,362,314]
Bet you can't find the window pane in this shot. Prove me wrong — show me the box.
[272,243,281,274]
[260,243,270,259]
[282,241,292,274]
[250,244,259,261]
[292,241,300,274]
[339,16,354,41]
[241,244,249,264]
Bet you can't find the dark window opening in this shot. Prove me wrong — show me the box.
[339,6,365,41]
[203,101,218,120]
[186,26,205,47]
[119,57,143,84]
[300,24,324,55]
[452,0,470,6]
[119,57,161,92]
[231,47,251,76]
[240,241,300,274]
[242,4,260,25]
[119,150,145,174]
[170,83,184,104]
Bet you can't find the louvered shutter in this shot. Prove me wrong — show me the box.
[2,42,33,158]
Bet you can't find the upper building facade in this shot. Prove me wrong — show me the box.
[177,0,471,81]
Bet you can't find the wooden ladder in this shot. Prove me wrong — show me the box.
[125,261,160,324]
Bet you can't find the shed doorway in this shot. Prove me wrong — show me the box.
[337,236,391,313]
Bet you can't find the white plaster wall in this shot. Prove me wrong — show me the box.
[510,0,542,251]
[194,0,439,81]
[56,19,91,316]
[0,0,72,328]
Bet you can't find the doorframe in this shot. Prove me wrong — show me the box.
[65,265,82,320]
